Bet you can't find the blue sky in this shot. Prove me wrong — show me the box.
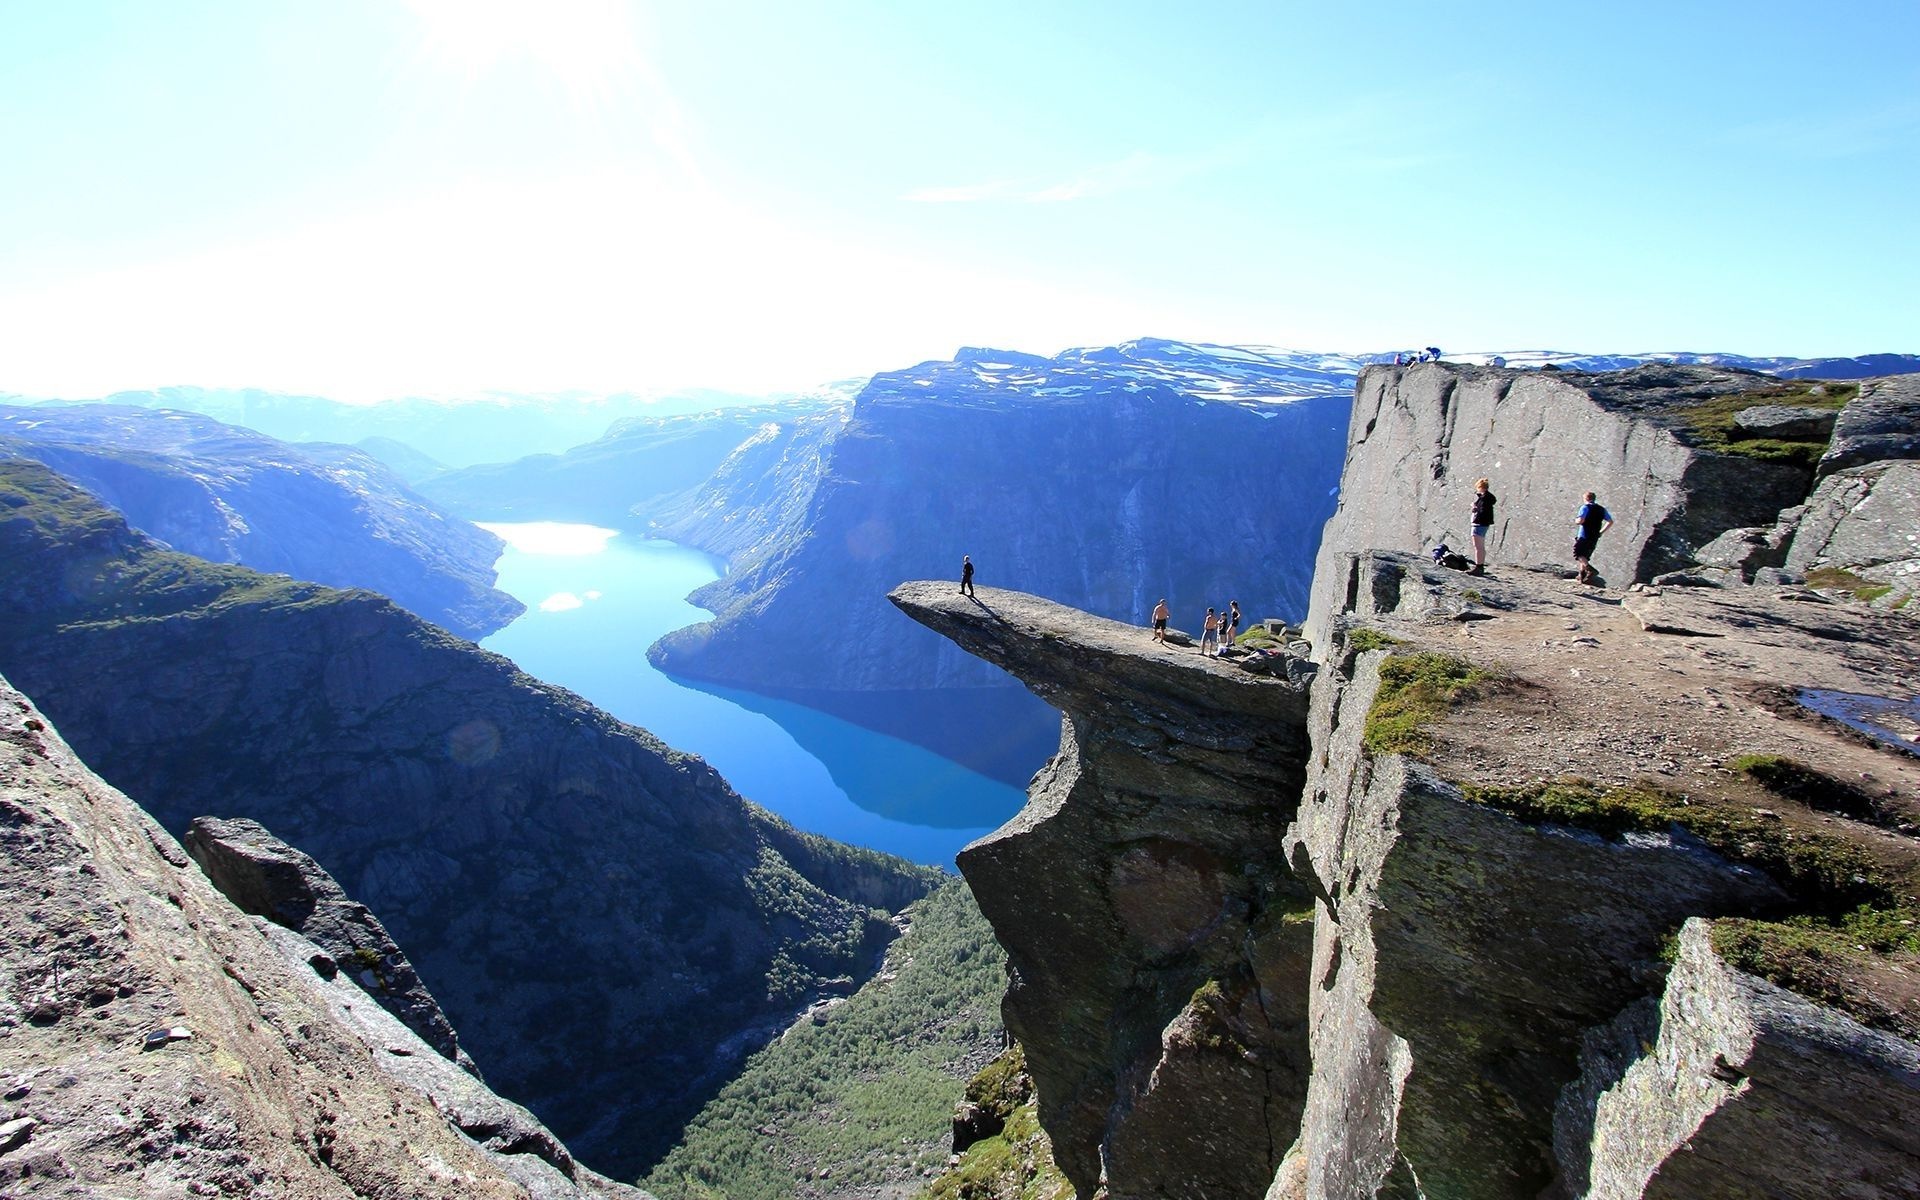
[2,1,1915,398]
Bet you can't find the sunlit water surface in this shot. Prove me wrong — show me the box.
[477,522,1025,865]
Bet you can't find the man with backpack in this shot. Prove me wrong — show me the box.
[1573,492,1613,585]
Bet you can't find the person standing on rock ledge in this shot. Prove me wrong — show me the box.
[1151,598,1170,643]
[960,555,975,597]
[1201,607,1220,657]
[1573,492,1613,585]
[1470,478,1496,575]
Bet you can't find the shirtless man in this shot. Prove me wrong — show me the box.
[1151,598,1170,643]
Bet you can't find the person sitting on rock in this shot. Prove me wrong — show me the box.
[1573,492,1613,584]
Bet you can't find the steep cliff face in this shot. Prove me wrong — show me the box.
[0,404,523,639]
[1302,363,1835,649]
[0,460,941,1178]
[890,583,1321,1199]
[652,344,1352,701]
[0,675,645,1199]
[904,561,1920,1199]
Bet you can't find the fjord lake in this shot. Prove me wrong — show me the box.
[477,522,1026,865]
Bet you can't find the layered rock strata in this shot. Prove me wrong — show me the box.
[0,675,644,1199]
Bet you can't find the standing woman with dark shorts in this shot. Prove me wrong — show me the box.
[1470,478,1496,575]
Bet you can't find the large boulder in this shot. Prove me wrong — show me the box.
[184,814,474,1073]
[1819,373,1920,477]
[1785,459,1920,603]
[1730,405,1838,440]
[1556,919,1920,1200]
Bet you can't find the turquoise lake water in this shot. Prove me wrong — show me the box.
[477,522,1026,865]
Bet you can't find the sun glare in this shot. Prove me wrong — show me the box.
[404,0,640,91]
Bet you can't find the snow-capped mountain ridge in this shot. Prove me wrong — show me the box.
[875,339,1916,416]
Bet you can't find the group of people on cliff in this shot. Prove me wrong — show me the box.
[955,485,1617,657]
[1150,597,1241,656]
[1434,480,1615,584]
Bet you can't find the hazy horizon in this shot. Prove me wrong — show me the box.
[4,1,1917,400]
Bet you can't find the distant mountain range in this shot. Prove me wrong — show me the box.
[4,382,862,468]
[6,345,1906,477]
[0,405,523,640]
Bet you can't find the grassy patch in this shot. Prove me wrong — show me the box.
[1668,382,1856,468]
[1346,627,1405,654]
[645,878,1008,1200]
[1460,779,1892,915]
[1712,913,1920,1038]
[1233,628,1284,651]
[1805,567,1894,602]
[922,1051,1072,1200]
[1731,754,1887,825]
[1362,652,1494,757]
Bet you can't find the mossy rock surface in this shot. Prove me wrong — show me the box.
[1363,652,1494,757]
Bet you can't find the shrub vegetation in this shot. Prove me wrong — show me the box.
[644,877,1008,1200]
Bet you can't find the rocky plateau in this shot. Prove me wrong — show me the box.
[902,362,1920,1199]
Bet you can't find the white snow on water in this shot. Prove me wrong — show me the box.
[479,521,619,556]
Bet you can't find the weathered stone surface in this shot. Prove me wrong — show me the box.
[1558,919,1920,1200]
[184,814,475,1073]
[890,582,1317,1199]
[1286,651,1785,1200]
[1819,373,1920,477]
[910,549,1920,1200]
[0,675,645,1199]
[1730,405,1837,440]
[1305,363,1815,650]
[1785,460,1920,602]
[1692,515,1796,579]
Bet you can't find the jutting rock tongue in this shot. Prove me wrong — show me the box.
[889,581,1321,1200]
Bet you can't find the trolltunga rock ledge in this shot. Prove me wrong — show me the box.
[891,580,1321,1197]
